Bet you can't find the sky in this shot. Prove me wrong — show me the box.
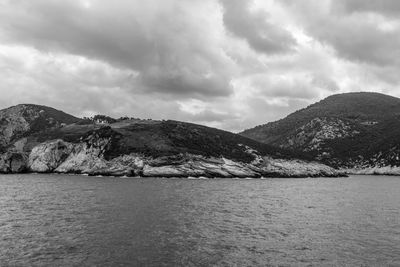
[0,0,399,132]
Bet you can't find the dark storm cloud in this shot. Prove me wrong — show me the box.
[138,70,231,97]
[220,0,296,54]
[0,0,233,97]
[1,0,400,132]
[0,1,152,69]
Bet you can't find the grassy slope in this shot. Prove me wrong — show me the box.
[108,120,308,162]
[322,116,400,167]
[240,92,400,167]
[25,119,311,163]
[241,92,400,144]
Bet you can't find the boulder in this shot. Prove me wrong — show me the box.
[28,139,73,172]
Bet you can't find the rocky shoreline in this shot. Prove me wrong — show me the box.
[0,139,345,178]
[341,167,400,176]
[2,103,399,178]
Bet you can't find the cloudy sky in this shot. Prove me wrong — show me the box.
[0,0,399,132]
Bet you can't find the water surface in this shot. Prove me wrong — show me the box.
[1,174,399,266]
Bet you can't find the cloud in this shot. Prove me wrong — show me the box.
[220,0,296,54]
[0,0,400,132]
[0,0,235,97]
[333,0,400,17]
[311,75,340,92]
[250,74,320,99]
[282,0,400,66]
[313,15,400,66]
[182,109,237,124]
[137,67,232,97]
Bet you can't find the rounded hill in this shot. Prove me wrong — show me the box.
[241,92,400,144]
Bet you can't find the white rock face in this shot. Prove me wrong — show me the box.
[141,155,342,178]
[28,139,73,172]
[282,117,359,152]
[22,137,345,178]
[221,158,259,177]
[54,135,118,174]
[343,166,400,175]
[143,165,189,177]
[261,157,339,177]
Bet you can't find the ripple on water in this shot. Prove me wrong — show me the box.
[1,174,400,266]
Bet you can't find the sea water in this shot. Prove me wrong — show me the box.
[1,174,399,266]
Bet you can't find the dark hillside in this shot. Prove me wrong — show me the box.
[240,92,400,168]
[241,92,400,144]
[22,119,310,163]
[107,120,306,162]
[0,104,81,151]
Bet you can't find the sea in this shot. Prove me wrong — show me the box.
[1,174,399,266]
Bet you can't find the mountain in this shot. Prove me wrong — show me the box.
[0,104,342,178]
[241,92,400,174]
[0,104,81,152]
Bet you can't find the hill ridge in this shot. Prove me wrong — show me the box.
[0,103,342,177]
[240,92,400,172]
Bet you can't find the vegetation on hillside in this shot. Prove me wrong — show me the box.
[241,92,400,168]
[0,104,81,151]
[241,92,400,144]
[23,119,311,163]
[321,115,400,167]
[105,120,310,162]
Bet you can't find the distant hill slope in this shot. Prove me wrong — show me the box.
[240,92,400,170]
[241,92,400,144]
[0,104,81,151]
[0,104,303,162]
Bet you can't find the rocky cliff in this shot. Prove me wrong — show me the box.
[241,92,400,174]
[0,104,344,178]
[0,104,80,151]
[22,138,342,178]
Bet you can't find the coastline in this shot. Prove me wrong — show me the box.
[341,166,400,176]
[0,139,345,178]
[0,158,347,178]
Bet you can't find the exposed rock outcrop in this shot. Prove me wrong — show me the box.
[28,140,73,172]
[0,151,28,173]
[241,92,400,171]
[0,104,80,150]
[0,103,346,178]
[24,138,344,178]
[342,166,400,176]
[282,117,359,152]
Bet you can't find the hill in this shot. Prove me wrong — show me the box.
[0,104,341,177]
[24,119,297,163]
[241,92,400,172]
[0,104,81,151]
